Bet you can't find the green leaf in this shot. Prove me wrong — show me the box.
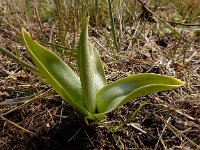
[77,17,106,113]
[22,28,89,117]
[96,73,184,113]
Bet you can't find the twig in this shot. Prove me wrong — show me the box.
[82,126,96,148]
[67,128,81,142]
[1,116,36,135]
[0,89,54,117]
[136,0,181,38]
[156,115,200,149]
[154,117,171,150]
[166,21,200,27]
[33,0,44,34]
[127,123,147,134]
[156,103,199,122]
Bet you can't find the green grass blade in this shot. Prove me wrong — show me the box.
[0,46,40,75]
[113,101,147,133]
[96,73,184,113]
[22,29,89,117]
[107,0,119,52]
[77,17,107,113]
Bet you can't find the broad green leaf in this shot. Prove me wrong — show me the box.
[22,29,89,117]
[0,46,40,75]
[96,73,184,113]
[77,17,106,113]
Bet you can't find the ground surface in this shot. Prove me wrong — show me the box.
[0,1,200,149]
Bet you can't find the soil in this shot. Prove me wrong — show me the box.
[0,3,200,149]
[1,48,200,149]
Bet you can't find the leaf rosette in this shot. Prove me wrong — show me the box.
[0,17,184,125]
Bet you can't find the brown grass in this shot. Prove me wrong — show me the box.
[0,0,200,149]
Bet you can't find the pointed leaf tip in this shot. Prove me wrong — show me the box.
[96,73,185,113]
[22,28,29,37]
[22,29,90,117]
[77,17,106,113]
[86,16,90,22]
[22,28,26,33]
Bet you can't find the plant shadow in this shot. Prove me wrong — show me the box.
[26,118,97,150]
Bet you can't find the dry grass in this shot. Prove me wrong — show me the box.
[0,0,200,149]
